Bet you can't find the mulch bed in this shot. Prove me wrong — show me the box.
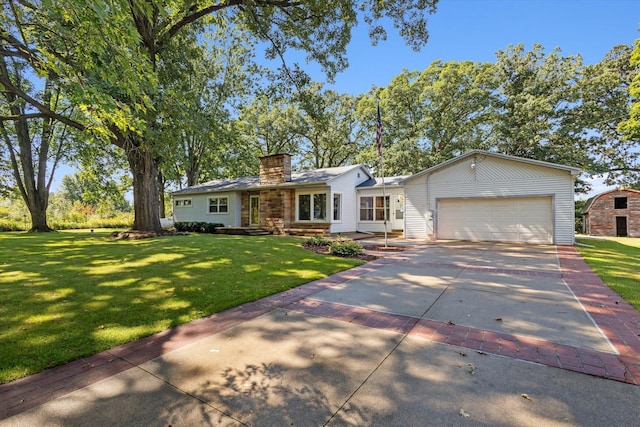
[362,245,411,252]
[302,242,410,261]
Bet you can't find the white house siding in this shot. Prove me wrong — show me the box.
[356,187,405,234]
[426,156,575,245]
[404,176,431,239]
[328,167,371,233]
[173,191,241,227]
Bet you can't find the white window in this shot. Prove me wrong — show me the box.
[208,197,228,214]
[359,196,389,221]
[297,192,327,221]
[175,199,192,207]
[333,193,342,222]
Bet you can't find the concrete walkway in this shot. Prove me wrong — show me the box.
[2,241,640,426]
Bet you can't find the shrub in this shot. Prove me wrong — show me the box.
[304,235,330,247]
[174,221,224,234]
[0,219,24,232]
[329,238,363,257]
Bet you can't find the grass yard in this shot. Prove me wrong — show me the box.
[576,237,640,312]
[0,230,363,384]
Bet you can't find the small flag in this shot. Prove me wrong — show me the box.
[376,103,383,157]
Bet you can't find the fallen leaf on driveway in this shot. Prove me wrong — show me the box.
[467,363,476,375]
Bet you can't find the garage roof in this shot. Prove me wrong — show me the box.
[403,150,582,183]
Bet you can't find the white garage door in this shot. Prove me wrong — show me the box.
[437,197,553,243]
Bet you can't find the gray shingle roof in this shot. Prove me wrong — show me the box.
[172,176,260,195]
[171,164,368,195]
[357,176,410,188]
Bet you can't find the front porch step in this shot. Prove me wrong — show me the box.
[284,228,329,237]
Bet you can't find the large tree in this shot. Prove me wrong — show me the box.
[491,43,588,168]
[1,0,438,233]
[356,60,496,175]
[0,54,74,231]
[610,42,640,187]
[298,85,365,169]
[237,90,304,158]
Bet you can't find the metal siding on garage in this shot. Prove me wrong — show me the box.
[437,197,553,243]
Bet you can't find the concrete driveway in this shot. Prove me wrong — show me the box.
[2,241,640,426]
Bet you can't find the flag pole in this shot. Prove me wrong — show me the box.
[376,97,388,247]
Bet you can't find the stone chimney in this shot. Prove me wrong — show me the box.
[259,153,292,185]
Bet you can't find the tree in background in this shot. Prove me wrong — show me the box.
[0,0,438,233]
[60,172,130,215]
[0,54,75,231]
[613,42,640,188]
[356,60,496,176]
[295,84,365,169]
[236,89,304,159]
[155,25,256,216]
[491,44,588,169]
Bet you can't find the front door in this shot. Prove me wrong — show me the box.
[616,216,627,237]
[250,196,260,226]
[392,195,404,230]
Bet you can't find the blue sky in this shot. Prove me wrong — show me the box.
[324,0,640,95]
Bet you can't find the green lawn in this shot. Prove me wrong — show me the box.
[0,230,363,383]
[576,237,640,312]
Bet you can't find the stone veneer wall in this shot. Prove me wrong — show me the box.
[259,153,291,185]
[586,190,640,237]
[259,188,294,235]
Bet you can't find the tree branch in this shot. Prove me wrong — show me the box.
[162,0,301,42]
[605,167,640,173]
[0,73,86,131]
[0,113,49,121]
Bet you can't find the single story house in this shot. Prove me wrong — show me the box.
[172,150,581,244]
[582,188,640,237]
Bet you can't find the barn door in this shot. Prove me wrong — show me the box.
[616,216,628,237]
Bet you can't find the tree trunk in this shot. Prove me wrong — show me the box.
[158,170,166,219]
[127,145,162,232]
[27,192,51,232]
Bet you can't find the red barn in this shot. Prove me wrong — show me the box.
[582,189,640,237]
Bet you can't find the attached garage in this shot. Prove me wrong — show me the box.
[402,150,581,245]
[437,197,553,244]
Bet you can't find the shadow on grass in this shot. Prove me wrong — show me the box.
[0,231,362,383]
[576,238,640,311]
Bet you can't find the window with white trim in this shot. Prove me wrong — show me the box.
[297,192,327,221]
[208,197,228,214]
[175,198,192,207]
[359,196,389,221]
[333,193,342,222]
